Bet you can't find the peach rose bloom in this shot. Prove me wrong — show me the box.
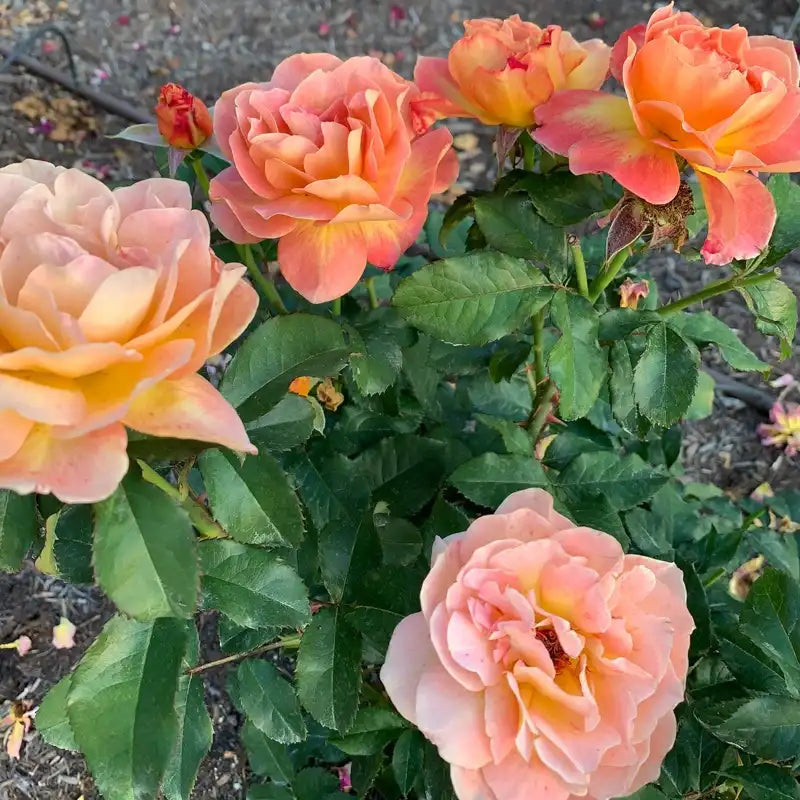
[209,54,459,304]
[534,3,800,265]
[381,489,693,800]
[413,16,611,129]
[0,160,258,503]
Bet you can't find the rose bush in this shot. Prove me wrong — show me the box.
[533,4,800,264]
[208,54,458,302]
[0,160,257,502]
[382,489,693,800]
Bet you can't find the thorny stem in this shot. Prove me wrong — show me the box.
[191,158,211,196]
[365,276,380,309]
[588,247,630,304]
[532,309,546,387]
[657,269,780,316]
[568,235,589,299]
[528,381,557,447]
[520,133,536,172]
[137,460,227,539]
[186,634,302,676]
[237,245,288,314]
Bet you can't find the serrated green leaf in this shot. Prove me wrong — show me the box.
[449,453,548,508]
[541,420,613,472]
[559,491,629,549]
[739,568,800,698]
[247,784,295,800]
[633,323,699,426]
[740,279,798,360]
[330,707,407,755]
[392,729,425,796]
[598,309,662,340]
[625,788,668,800]
[245,394,318,452]
[199,540,310,629]
[679,559,711,658]
[548,292,607,420]
[296,607,362,731]
[475,414,532,456]
[376,517,422,566]
[392,251,551,345]
[473,193,569,269]
[765,174,800,267]
[552,452,667,511]
[625,507,672,557]
[238,659,307,744]
[222,314,349,420]
[199,449,304,547]
[349,334,403,397]
[719,764,800,800]
[660,708,726,796]
[293,767,340,800]
[719,628,789,696]
[685,371,715,421]
[67,615,188,800]
[37,674,78,751]
[242,720,295,783]
[45,504,93,583]
[421,740,457,800]
[93,472,198,620]
[218,616,276,655]
[0,490,35,571]
[511,172,612,225]
[695,694,800,760]
[669,311,768,372]
[163,628,213,800]
[608,340,637,431]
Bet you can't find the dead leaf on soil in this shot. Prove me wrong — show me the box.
[12,92,97,144]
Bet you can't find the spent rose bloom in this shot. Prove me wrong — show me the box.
[534,3,800,265]
[0,160,258,503]
[414,15,611,129]
[381,489,693,800]
[758,401,800,456]
[155,83,213,150]
[209,54,458,303]
[52,617,77,650]
[619,278,650,309]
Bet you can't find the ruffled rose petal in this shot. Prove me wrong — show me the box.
[123,372,256,453]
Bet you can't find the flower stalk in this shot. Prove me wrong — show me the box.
[657,269,779,316]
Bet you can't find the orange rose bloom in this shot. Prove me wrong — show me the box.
[155,82,213,150]
[534,4,800,265]
[0,160,258,503]
[414,15,611,129]
[209,54,458,304]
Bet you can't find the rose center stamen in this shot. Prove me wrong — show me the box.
[536,626,570,671]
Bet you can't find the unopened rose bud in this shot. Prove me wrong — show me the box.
[619,278,650,310]
[155,83,213,150]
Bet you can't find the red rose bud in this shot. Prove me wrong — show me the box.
[155,83,213,150]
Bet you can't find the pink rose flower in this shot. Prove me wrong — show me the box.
[209,54,459,303]
[0,160,259,503]
[381,489,694,800]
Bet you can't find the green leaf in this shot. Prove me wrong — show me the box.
[719,628,789,696]
[330,707,407,755]
[740,279,798,360]
[719,764,800,800]
[421,740,457,800]
[423,495,471,547]
[685,371,715,421]
[552,452,668,511]
[633,323,700,426]
[695,694,800,761]
[222,314,349,420]
[473,193,569,269]
[449,453,548,508]
[293,767,339,800]
[67,615,188,800]
[245,394,319,452]
[679,559,712,659]
[660,708,727,795]
[625,788,668,800]
[0,490,35,571]
[93,472,198,620]
[45,504,93,583]
[765,174,800,267]
[541,420,613,472]
[392,729,425,796]
[475,414,532,456]
[739,568,800,698]
[163,629,213,800]
[199,540,310,629]
[598,309,661,340]
[625,507,672,557]
[296,607,362,731]
[218,617,276,655]
[669,311,768,372]
[376,517,422,566]
[247,784,295,800]
[241,720,295,783]
[608,341,637,431]
[358,435,448,517]
[548,292,607,420]
[349,334,403,396]
[237,659,307,744]
[392,251,551,346]
[199,449,304,547]
[319,514,380,605]
[37,674,78,751]
[512,172,611,226]
[560,492,629,549]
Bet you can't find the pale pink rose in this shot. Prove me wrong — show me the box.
[209,54,459,303]
[381,489,694,800]
[0,160,259,504]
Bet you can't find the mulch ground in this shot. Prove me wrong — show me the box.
[0,0,798,797]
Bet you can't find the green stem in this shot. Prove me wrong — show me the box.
[191,158,210,196]
[331,297,342,316]
[532,309,546,387]
[529,381,557,447]
[569,235,589,299]
[365,277,379,309]
[521,132,536,172]
[186,634,302,676]
[236,244,288,314]
[657,269,779,316]
[588,247,630,304]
